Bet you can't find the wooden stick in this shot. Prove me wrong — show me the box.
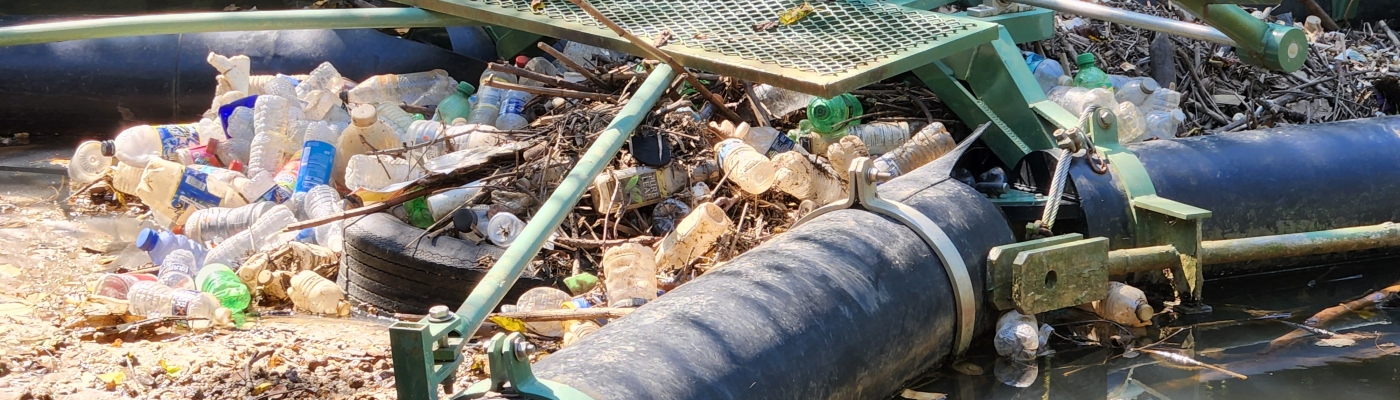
[491,307,635,322]
[552,235,661,249]
[482,79,618,102]
[743,81,773,127]
[566,0,743,122]
[536,42,609,89]
[487,62,598,93]
[1305,284,1400,326]
[1382,22,1400,49]
[281,188,425,232]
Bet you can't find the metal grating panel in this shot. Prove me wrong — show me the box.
[397,0,999,96]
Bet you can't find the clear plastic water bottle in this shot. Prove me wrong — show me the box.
[872,123,957,179]
[845,122,912,155]
[195,263,251,316]
[288,270,348,315]
[158,249,198,289]
[486,212,527,247]
[772,152,846,205]
[513,287,572,337]
[294,121,338,192]
[1115,101,1147,143]
[1141,110,1179,141]
[654,202,731,273]
[375,102,417,132]
[218,107,256,167]
[1142,87,1183,113]
[1046,86,1117,117]
[433,82,476,124]
[248,95,300,178]
[497,57,558,130]
[402,120,447,159]
[203,204,297,267]
[347,69,456,106]
[303,185,345,252]
[1024,52,1066,94]
[715,139,778,195]
[465,70,517,127]
[344,154,425,192]
[1112,76,1161,106]
[126,281,232,326]
[107,123,202,168]
[751,84,816,118]
[296,62,343,99]
[181,201,276,244]
[92,273,157,300]
[261,75,303,110]
[601,243,659,307]
[69,140,114,185]
[137,228,208,266]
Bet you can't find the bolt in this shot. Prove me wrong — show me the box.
[1096,108,1114,129]
[427,305,454,322]
[513,340,536,361]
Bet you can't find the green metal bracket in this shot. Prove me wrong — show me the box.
[459,333,594,400]
[390,307,470,400]
[1010,237,1110,314]
[1130,196,1211,312]
[953,8,1056,45]
[987,233,1083,311]
[1203,0,1281,5]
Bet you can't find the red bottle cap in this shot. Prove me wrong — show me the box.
[515,55,529,68]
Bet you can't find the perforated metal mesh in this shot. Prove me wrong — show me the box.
[471,0,978,76]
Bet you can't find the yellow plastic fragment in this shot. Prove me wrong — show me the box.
[779,2,815,25]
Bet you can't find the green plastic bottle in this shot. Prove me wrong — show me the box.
[196,263,251,325]
[806,93,864,135]
[434,81,476,124]
[1072,53,1113,90]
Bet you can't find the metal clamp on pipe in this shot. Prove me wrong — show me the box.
[793,123,991,356]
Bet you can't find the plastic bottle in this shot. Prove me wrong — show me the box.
[434,82,476,124]
[806,93,864,134]
[296,62,343,100]
[272,152,302,196]
[375,102,417,132]
[137,228,208,266]
[196,263,251,316]
[1092,281,1154,327]
[497,57,559,130]
[334,104,403,187]
[92,273,158,300]
[288,270,349,316]
[560,309,601,348]
[343,154,425,192]
[560,40,622,70]
[134,159,215,224]
[126,281,233,326]
[347,69,456,106]
[426,181,484,220]
[402,120,448,160]
[487,212,527,247]
[751,84,816,118]
[447,124,505,151]
[1024,52,1067,94]
[157,249,198,290]
[872,122,957,179]
[650,198,691,236]
[69,140,114,185]
[294,121,338,192]
[248,96,299,178]
[994,310,1051,363]
[466,70,517,127]
[715,139,778,195]
[203,204,296,267]
[513,287,572,337]
[845,121,911,155]
[736,125,797,157]
[825,135,869,181]
[261,75,301,106]
[218,106,256,167]
[111,162,142,195]
[181,201,276,244]
[1113,76,1160,106]
[772,152,847,205]
[1140,110,1179,141]
[1142,87,1182,113]
[303,185,345,252]
[654,202,731,273]
[107,123,202,168]
[601,243,659,306]
[1115,101,1147,143]
[1072,53,1113,90]
[1046,86,1117,117]
[590,160,718,212]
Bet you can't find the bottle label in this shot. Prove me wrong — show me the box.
[260,185,292,204]
[158,124,201,159]
[295,140,335,192]
[174,169,224,210]
[767,134,796,157]
[170,289,201,317]
[623,172,663,206]
[499,97,526,116]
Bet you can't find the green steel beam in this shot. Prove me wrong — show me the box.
[952,8,1056,44]
[485,26,547,61]
[0,8,479,48]
[1172,0,1308,72]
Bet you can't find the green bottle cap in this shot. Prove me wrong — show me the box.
[563,273,599,295]
[1076,52,1096,66]
[456,81,476,96]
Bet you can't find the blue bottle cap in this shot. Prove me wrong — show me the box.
[136,228,160,251]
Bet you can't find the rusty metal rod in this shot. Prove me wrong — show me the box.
[1109,222,1400,274]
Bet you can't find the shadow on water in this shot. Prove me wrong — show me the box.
[902,258,1400,399]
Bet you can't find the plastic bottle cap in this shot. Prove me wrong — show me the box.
[350,104,378,127]
[515,55,529,68]
[452,208,478,233]
[136,228,160,251]
[1076,52,1096,66]
[213,307,233,327]
[1139,79,1161,94]
[229,160,244,173]
[100,140,116,157]
[171,224,185,235]
[456,81,476,96]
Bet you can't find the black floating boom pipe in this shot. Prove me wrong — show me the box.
[532,167,1015,399]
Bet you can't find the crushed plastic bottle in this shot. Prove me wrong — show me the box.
[1046,86,1117,118]
[303,185,345,252]
[751,84,816,118]
[1024,52,1066,94]
[69,140,114,185]
[218,106,256,167]
[288,270,349,316]
[203,204,297,267]
[994,310,1052,363]
[1072,52,1113,90]
[1112,76,1160,106]
[107,123,202,168]
[136,159,240,224]
[93,273,158,300]
[1115,101,1147,143]
[375,102,417,132]
[872,122,957,179]
[343,154,425,192]
[126,281,232,327]
[1092,281,1154,327]
[846,121,912,155]
[773,152,847,205]
[181,201,276,244]
[715,139,778,195]
[334,104,403,187]
[513,287,572,337]
[654,202,732,273]
[434,82,476,124]
[825,135,869,181]
[347,69,456,106]
[602,243,659,306]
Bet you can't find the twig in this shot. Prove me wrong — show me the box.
[492,307,635,322]
[552,235,661,249]
[488,62,598,93]
[537,42,610,89]
[566,0,743,122]
[743,81,773,127]
[482,80,619,102]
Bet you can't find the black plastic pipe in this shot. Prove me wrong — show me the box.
[531,166,1015,399]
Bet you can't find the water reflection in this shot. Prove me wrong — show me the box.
[903,259,1400,399]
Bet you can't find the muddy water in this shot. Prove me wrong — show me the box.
[905,259,1400,399]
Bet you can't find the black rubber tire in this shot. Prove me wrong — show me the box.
[340,213,555,314]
